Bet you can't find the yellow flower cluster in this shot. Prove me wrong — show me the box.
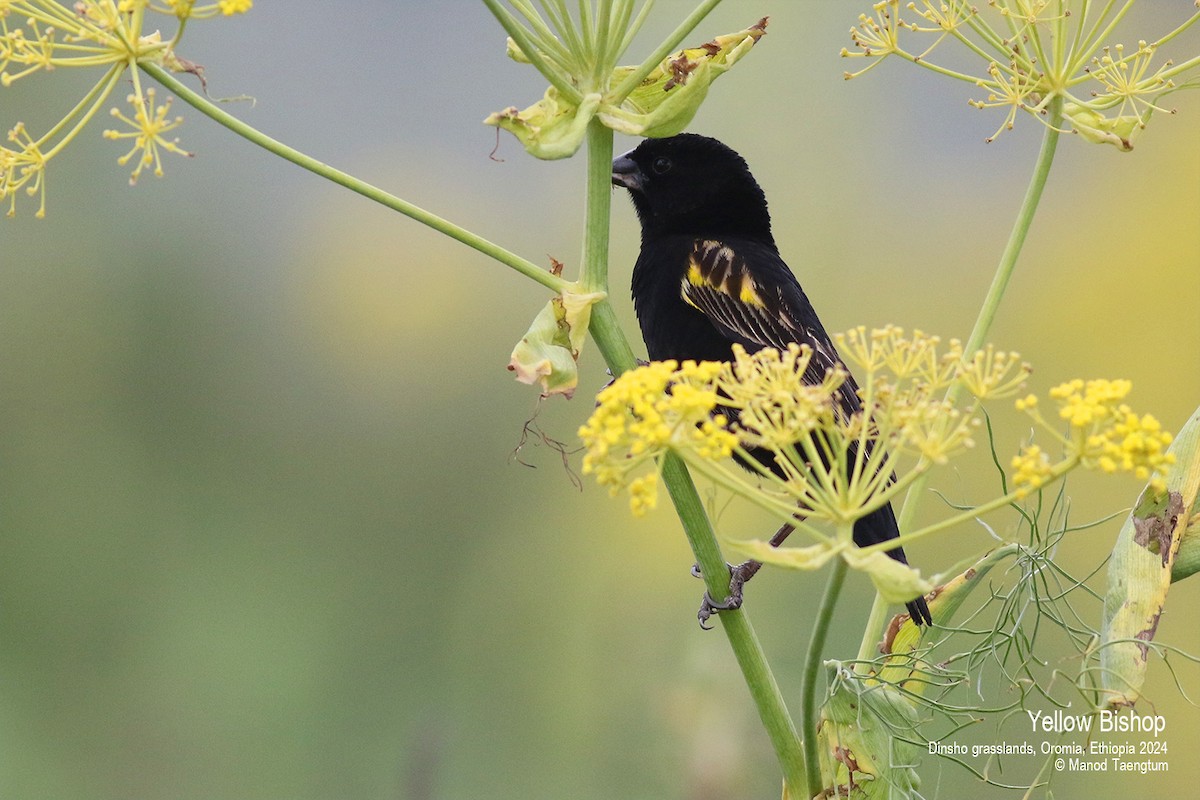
[581,330,1175,538]
[720,343,842,449]
[148,0,253,18]
[1,0,249,216]
[578,360,735,517]
[1051,378,1132,427]
[1082,406,1174,483]
[103,89,191,185]
[1010,444,1054,494]
[1011,379,1175,495]
[836,325,1029,400]
[955,344,1031,400]
[835,325,958,388]
[581,327,1027,522]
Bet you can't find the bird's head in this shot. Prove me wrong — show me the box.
[612,133,773,243]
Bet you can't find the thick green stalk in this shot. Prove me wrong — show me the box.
[578,121,639,371]
[579,119,804,793]
[659,454,808,794]
[139,63,571,295]
[579,119,614,294]
[800,555,849,799]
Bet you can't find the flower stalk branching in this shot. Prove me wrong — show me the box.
[843,0,1200,148]
[0,0,250,215]
[579,327,1174,600]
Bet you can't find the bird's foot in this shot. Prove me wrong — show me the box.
[693,559,763,630]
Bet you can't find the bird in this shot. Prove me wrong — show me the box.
[611,133,932,626]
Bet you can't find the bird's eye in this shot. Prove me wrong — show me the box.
[651,156,672,175]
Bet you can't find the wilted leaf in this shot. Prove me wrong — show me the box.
[1173,510,1200,582]
[598,18,769,138]
[487,19,768,159]
[1169,405,1200,582]
[819,665,922,798]
[725,537,841,571]
[1097,403,1199,706]
[508,289,606,397]
[843,547,934,605]
[1064,102,1144,151]
[484,91,602,160]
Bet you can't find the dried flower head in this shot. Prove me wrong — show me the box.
[843,1,1200,147]
[1,1,250,215]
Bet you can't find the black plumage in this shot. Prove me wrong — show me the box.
[613,133,932,626]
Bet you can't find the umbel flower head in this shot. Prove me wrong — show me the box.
[1012,379,1174,495]
[578,358,736,515]
[1,0,251,216]
[581,328,1029,525]
[579,327,1174,595]
[842,1,1200,148]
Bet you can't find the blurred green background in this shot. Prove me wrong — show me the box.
[2,2,1198,798]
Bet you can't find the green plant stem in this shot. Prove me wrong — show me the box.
[856,95,1067,649]
[855,588,891,664]
[578,120,638,370]
[958,95,1064,360]
[659,455,808,794]
[898,93,1064,527]
[579,120,613,293]
[800,556,849,799]
[139,62,571,296]
[577,118,805,793]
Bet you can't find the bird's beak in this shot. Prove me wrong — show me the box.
[611,153,645,192]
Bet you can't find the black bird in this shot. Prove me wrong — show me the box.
[612,133,932,626]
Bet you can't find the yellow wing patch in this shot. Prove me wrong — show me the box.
[682,240,765,307]
[739,281,764,307]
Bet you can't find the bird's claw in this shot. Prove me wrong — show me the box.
[694,561,759,629]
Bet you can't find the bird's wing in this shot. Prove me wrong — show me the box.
[679,238,861,413]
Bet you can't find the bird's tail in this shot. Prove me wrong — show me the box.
[852,502,933,626]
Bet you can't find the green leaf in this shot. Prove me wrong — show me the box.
[1173,511,1200,583]
[1169,404,1200,582]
